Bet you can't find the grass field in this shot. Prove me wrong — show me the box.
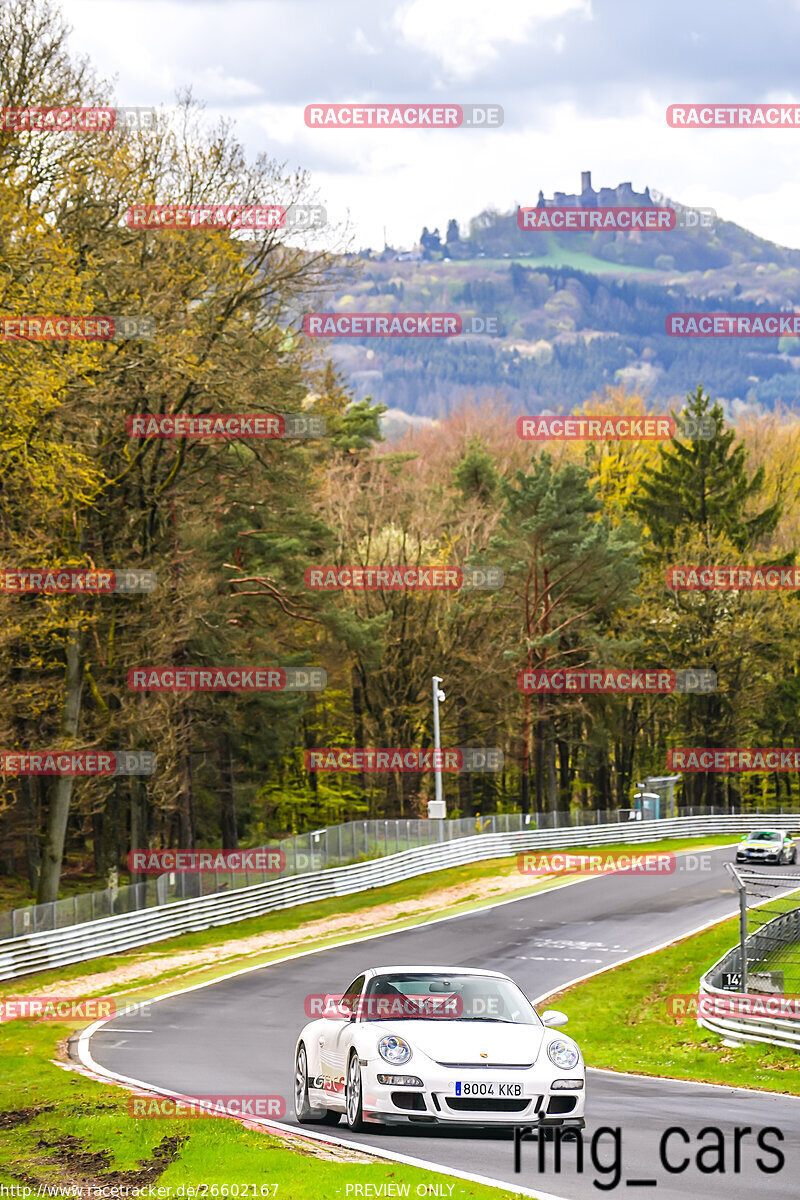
[475,243,661,275]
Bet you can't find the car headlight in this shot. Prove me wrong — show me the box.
[378,1034,412,1065]
[547,1039,580,1070]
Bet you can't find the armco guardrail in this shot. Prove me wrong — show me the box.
[0,814,795,982]
[698,871,800,1051]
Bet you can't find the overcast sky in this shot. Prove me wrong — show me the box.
[59,0,800,250]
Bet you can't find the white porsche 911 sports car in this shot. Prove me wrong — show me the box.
[294,964,586,1131]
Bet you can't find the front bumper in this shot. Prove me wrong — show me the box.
[360,1063,586,1126]
[736,852,780,863]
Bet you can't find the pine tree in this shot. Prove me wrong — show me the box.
[632,385,781,552]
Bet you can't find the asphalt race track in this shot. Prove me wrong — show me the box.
[84,845,800,1200]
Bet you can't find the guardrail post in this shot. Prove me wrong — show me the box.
[737,873,748,993]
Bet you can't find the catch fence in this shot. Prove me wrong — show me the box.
[699,864,800,1050]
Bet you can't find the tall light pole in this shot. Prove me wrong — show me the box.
[430,676,446,818]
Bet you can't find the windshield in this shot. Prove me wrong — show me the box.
[748,832,781,842]
[358,972,540,1024]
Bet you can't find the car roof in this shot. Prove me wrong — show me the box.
[360,965,509,980]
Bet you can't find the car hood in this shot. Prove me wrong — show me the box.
[366,1019,555,1065]
[740,840,782,850]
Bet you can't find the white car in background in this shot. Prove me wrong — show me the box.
[294,964,586,1131]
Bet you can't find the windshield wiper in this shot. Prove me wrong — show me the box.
[461,1017,518,1023]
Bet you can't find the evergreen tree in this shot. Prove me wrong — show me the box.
[453,438,500,504]
[632,385,782,552]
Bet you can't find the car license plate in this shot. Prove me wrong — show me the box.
[454,1081,524,1097]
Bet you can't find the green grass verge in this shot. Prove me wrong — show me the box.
[544,915,800,1093]
[0,1023,529,1197]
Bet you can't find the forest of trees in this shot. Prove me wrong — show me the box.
[337,262,800,414]
[4,3,800,905]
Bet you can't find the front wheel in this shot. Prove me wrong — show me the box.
[346,1053,366,1130]
[294,1045,342,1125]
[295,1044,315,1122]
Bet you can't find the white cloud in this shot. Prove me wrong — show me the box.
[354,26,381,55]
[392,0,592,82]
[193,64,263,100]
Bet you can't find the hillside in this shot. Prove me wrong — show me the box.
[324,183,800,420]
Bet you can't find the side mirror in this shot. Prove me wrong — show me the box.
[540,1009,568,1028]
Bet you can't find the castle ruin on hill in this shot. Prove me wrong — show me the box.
[537,171,654,207]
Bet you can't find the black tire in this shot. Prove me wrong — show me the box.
[791,849,797,864]
[294,1044,342,1125]
[295,1044,316,1123]
[345,1052,366,1131]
